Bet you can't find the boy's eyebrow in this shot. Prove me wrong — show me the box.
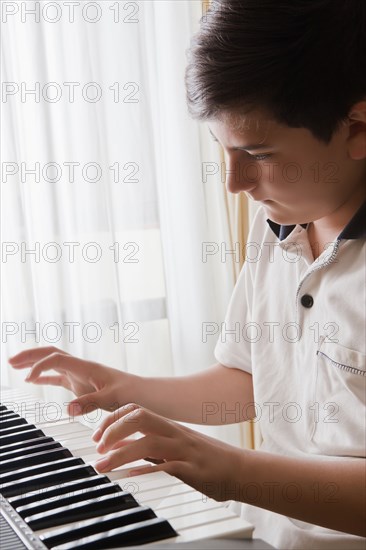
[208,128,272,151]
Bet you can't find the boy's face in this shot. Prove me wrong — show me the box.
[208,108,366,226]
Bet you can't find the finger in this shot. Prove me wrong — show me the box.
[9,346,69,367]
[110,439,138,451]
[94,433,137,452]
[69,387,113,417]
[128,464,160,476]
[97,407,177,452]
[26,375,71,389]
[95,434,174,473]
[143,457,166,465]
[67,391,106,417]
[25,353,81,383]
[92,403,140,442]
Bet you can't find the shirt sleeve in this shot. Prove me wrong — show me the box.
[214,206,265,374]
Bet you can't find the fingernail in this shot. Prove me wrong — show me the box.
[95,457,110,472]
[25,374,31,382]
[92,428,102,442]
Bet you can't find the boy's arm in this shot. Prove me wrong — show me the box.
[236,448,366,538]
[9,348,254,425]
[129,362,255,425]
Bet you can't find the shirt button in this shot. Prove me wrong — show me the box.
[301,294,314,308]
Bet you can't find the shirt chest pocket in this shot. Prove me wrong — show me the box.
[309,338,366,457]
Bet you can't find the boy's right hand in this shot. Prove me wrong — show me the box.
[8,346,133,416]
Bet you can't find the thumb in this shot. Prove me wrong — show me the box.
[68,392,104,417]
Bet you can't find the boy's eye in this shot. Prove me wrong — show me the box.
[209,135,272,162]
[250,153,272,161]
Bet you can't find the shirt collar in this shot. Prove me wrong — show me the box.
[266,200,366,241]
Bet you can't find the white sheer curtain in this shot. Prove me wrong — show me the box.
[1,0,247,447]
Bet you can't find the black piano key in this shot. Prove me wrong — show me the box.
[0,422,38,437]
[1,457,83,484]
[41,506,156,548]
[0,417,28,433]
[0,404,8,411]
[0,447,72,473]
[0,410,19,418]
[0,426,44,446]
[1,440,61,461]
[1,463,97,497]
[8,474,110,508]
[0,415,26,430]
[25,492,139,531]
[17,482,121,518]
[1,435,55,454]
[52,517,177,550]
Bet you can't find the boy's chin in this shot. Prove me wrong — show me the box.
[262,201,309,226]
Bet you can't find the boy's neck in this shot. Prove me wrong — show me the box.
[306,188,365,260]
[311,187,365,239]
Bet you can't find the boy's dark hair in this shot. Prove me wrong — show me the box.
[185,0,366,144]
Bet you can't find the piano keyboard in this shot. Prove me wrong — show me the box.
[1,388,254,549]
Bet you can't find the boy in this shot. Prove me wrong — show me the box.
[10,1,366,548]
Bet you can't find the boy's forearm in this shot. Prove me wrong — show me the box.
[125,363,254,425]
[231,449,366,538]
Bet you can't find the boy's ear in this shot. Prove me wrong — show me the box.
[346,99,366,161]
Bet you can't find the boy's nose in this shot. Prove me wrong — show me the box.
[224,160,258,194]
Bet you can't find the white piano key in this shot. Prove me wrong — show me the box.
[138,483,201,510]
[41,422,93,438]
[110,471,185,498]
[161,497,221,518]
[143,489,206,510]
[158,497,222,519]
[24,412,70,424]
[2,390,36,402]
[138,487,196,506]
[58,437,96,453]
[171,516,254,542]
[171,506,241,532]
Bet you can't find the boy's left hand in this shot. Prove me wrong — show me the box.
[92,403,244,502]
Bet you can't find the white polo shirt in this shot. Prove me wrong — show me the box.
[214,201,366,550]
